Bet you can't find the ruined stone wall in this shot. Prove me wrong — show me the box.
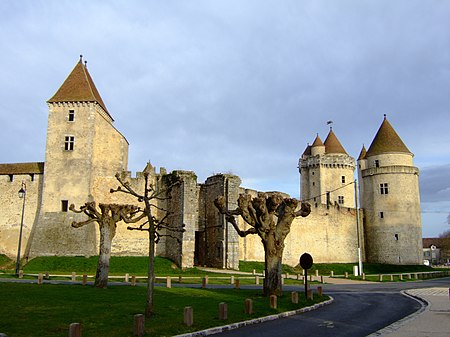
[239,203,362,266]
[0,172,43,259]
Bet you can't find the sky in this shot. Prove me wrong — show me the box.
[0,0,449,237]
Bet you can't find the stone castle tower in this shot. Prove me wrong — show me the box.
[299,128,356,208]
[358,115,422,264]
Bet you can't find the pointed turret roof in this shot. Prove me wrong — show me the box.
[358,145,367,160]
[48,56,112,120]
[311,134,324,147]
[366,115,411,157]
[302,144,311,156]
[324,129,347,154]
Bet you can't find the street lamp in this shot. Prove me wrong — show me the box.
[15,182,26,276]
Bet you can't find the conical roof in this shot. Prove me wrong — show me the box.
[366,116,411,157]
[48,56,112,120]
[358,145,367,160]
[324,129,347,154]
[311,134,324,147]
[302,144,311,156]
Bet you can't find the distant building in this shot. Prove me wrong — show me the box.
[423,238,450,265]
[0,58,423,268]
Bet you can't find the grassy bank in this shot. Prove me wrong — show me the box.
[0,283,327,337]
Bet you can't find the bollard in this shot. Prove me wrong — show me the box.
[291,291,298,304]
[133,314,145,337]
[269,295,277,309]
[125,273,129,283]
[218,302,228,320]
[166,276,171,288]
[201,277,207,288]
[235,279,240,289]
[131,275,136,286]
[38,273,43,285]
[184,307,193,327]
[71,272,76,282]
[245,298,253,314]
[82,274,88,286]
[19,270,24,279]
[379,275,383,282]
[344,272,348,279]
[230,275,234,285]
[69,323,82,337]
[317,286,323,296]
[255,276,259,285]
[307,289,313,300]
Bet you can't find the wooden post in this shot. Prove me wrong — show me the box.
[37,273,43,285]
[131,275,136,286]
[71,272,76,282]
[82,274,87,286]
[204,275,208,285]
[133,314,145,337]
[344,272,348,279]
[252,269,256,275]
[235,279,240,289]
[362,272,366,280]
[166,276,171,288]
[18,270,24,279]
[291,291,298,304]
[230,275,234,285]
[201,277,207,288]
[317,286,323,296]
[281,275,285,285]
[379,275,383,282]
[218,302,228,320]
[178,276,182,283]
[320,275,324,284]
[184,307,193,327]
[297,274,300,280]
[269,295,277,309]
[69,323,82,337]
[307,289,313,300]
[399,274,403,281]
[244,298,253,314]
[407,274,412,280]
[330,271,334,277]
[390,274,394,281]
[315,270,319,277]
[255,276,259,285]
[125,273,129,283]
[45,272,50,280]
[414,273,418,279]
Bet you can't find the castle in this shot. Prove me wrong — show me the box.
[0,58,423,269]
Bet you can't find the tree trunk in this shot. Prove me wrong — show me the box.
[263,234,284,296]
[94,220,112,288]
[145,206,156,318]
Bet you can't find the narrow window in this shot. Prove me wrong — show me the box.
[338,196,344,204]
[375,160,380,168]
[312,182,315,186]
[380,183,389,195]
[380,211,384,218]
[8,174,13,182]
[68,110,75,122]
[394,233,399,241]
[61,200,69,212]
[29,174,35,181]
[64,136,75,151]
[341,176,346,183]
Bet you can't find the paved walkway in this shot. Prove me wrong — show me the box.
[374,287,450,337]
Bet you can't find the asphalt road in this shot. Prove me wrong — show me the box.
[213,278,450,337]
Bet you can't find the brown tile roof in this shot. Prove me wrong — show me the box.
[366,116,411,157]
[358,145,367,160]
[311,134,324,147]
[302,144,311,156]
[0,162,44,174]
[423,237,449,248]
[48,57,113,121]
[324,129,348,154]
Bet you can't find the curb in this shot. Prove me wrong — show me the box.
[174,296,334,337]
[366,290,429,337]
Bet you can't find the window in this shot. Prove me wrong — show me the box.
[380,183,389,194]
[394,233,399,241]
[68,110,75,122]
[61,200,69,212]
[8,174,13,182]
[312,172,314,175]
[338,196,344,204]
[64,136,75,151]
[341,176,346,183]
[312,182,315,186]
[375,160,380,168]
[380,211,384,218]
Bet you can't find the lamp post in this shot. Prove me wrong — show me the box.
[15,182,26,276]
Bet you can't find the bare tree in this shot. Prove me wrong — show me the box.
[215,192,311,296]
[70,202,141,288]
[110,172,184,317]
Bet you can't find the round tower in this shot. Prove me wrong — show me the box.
[359,115,422,265]
[299,129,355,208]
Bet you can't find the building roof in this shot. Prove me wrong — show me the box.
[48,56,112,120]
[366,116,411,157]
[324,129,348,154]
[358,145,367,160]
[423,237,449,249]
[0,162,44,175]
[311,134,324,147]
[302,144,311,156]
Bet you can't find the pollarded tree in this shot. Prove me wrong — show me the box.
[110,172,184,318]
[215,192,311,296]
[70,202,141,288]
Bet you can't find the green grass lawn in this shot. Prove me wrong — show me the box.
[0,283,327,337]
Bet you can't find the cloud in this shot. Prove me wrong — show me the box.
[420,165,450,203]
